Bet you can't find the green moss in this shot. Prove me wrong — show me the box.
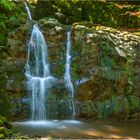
[0,127,6,135]
[0,89,13,117]
[127,95,140,110]
[96,101,114,119]
[0,0,26,45]
[0,120,4,127]
[94,95,138,119]
[114,96,129,112]
[0,116,13,138]
[0,134,5,139]
[34,1,140,28]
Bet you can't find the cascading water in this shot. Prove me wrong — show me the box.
[24,1,32,20]
[64,31,76,118]
[25,24,56,120]
[24,1,56,120]
[24,1,75,120]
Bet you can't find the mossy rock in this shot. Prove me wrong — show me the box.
[0,120,4,126]
[39,17,62,29]
[0,116,6,123]
[0,127,6,134]
[77,101,97,119]
[127,95,140,110]
[131,112,140,121]
[114,96,129,112]
[0,116,13,138]
[34,1,140,28]
[0,90,13,117]
[93,95,130,120]
[0,134,5,139]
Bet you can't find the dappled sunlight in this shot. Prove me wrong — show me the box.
[108,134,137,139]
[83,129,105,137]
[104,125,121,133]
[14,120,140,139]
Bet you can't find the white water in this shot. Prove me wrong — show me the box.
[24,1,32,20]
[64,31,76,118]
[24,2,76,120]
[25,24,56,120]
[14,120,82,127]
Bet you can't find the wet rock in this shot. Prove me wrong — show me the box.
[131,112,140,121]
[72,23,140,120]
[2,18,140,121]
[0,116,13,139]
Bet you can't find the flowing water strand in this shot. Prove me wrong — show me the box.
[25,24,51,120]
[24,1,32,20]
[64,31,76,119]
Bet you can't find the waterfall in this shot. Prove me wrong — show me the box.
[24,1,32,20]
[25,24,56,120]
[24,2,76,120]
[64,31,76,118]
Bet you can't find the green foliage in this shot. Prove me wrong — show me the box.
[0,89,13,117]
[127,95,140,110]
[96,100,114,119]
[34,0,140,28]
[95,94,140,119]
[0,34,6,45]
[0,134,4,139]
[95,96,114,119]
[0,0,26,45]
[114,96,129,112]
[99,41,116,80]
[0,0,15,11]
[0,116,13,139]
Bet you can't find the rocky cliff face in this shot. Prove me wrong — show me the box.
[72,23,140,120]
[1,18,140,121]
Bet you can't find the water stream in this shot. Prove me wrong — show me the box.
[24,1,59,120]
[24,1,32,20]
[64,31,76,118]
[25,24,56,120]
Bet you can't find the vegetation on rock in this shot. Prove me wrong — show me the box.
[0,0,140,124]
[0,0,26,46]
[34,0,140,28]
[0,116,13,139]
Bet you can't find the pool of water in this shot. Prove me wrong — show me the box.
[14,120,140,139]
